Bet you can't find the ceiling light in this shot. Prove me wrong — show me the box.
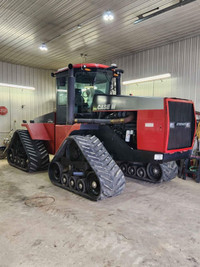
[0,82,35,90]
[103,10,114,21]
[123,73,171,85]
[39,43,48,51]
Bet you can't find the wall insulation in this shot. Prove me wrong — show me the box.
[107,35,200,111]
[0,61,56,145]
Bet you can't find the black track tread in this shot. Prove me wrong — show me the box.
[7,130,49,172]
[72,135,125,200]
[160,161,178,182]
[49,135,125,201]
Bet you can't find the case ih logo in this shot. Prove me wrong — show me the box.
[0,106,8,115]
[97,104,116,110]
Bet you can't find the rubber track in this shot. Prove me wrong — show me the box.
[120,161,178,183]
[49,135,125,200]
[7,130,49,172]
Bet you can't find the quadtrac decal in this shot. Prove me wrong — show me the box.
[170,122,191,128]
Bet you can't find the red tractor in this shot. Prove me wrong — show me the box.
[7,63,196,200]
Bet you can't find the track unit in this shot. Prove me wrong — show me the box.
[7,130,49,172]
[49,135,125,200]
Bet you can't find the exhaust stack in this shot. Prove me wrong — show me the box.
[67,64,75,125]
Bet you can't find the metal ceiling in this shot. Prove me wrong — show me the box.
[0,0,200,70]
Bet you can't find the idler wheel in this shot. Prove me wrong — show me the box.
[7,149,14,163]
[146,163,162,182]
[136,166,146,179]
[50,162,63,183]
[86,172,101,197]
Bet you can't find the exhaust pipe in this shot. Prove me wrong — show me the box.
[67,64,75,125]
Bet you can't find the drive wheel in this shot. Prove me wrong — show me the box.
[147,163,162,182]
[136,166,146,179]
[68,142,82,161]
[86,172,101,198]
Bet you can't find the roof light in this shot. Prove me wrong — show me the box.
[39,43,48,51]
[103,10,114,21]
[123,73,171,85]
[0,82,35,90]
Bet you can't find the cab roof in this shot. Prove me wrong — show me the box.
[56,63,109,74]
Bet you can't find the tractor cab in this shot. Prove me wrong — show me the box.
[54,64,121,124]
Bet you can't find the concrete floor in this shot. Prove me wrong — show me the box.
[0,159,200,267]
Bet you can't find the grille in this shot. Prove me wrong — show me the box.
[167,101,195,150]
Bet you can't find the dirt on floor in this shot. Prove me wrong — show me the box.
[0,159,200,267]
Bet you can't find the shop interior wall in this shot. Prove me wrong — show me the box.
[0,61,56,146]
[107,35,200,111]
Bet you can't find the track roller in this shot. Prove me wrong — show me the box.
[77,179,86,193]
[48,135,125,201]
[61,172,69,186]
[136,166,147,179]
[127,164,136,176]
[69,176,76,189]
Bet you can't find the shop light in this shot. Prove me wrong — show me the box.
[103,10,114,21]
[123,73,171,85]
[0,82,35,90]
[39,43,48,51]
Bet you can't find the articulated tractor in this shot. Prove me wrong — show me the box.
[7,63,196,200]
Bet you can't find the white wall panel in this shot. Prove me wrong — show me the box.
[0,61,56,145]
[107,35,200,111]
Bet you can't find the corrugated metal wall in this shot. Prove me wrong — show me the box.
[107,35,200,111]
[0,61,56,145]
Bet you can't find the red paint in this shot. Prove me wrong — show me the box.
[137,109,166,152]
[55,124,81,152]
[21,122,81,154]
[0,106,8,115]
[56,63,109,74]
[22,123,55,154]
[137,98,196,154]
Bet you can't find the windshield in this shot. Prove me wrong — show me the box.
[57,69,113,111]
[75,70,113,108]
